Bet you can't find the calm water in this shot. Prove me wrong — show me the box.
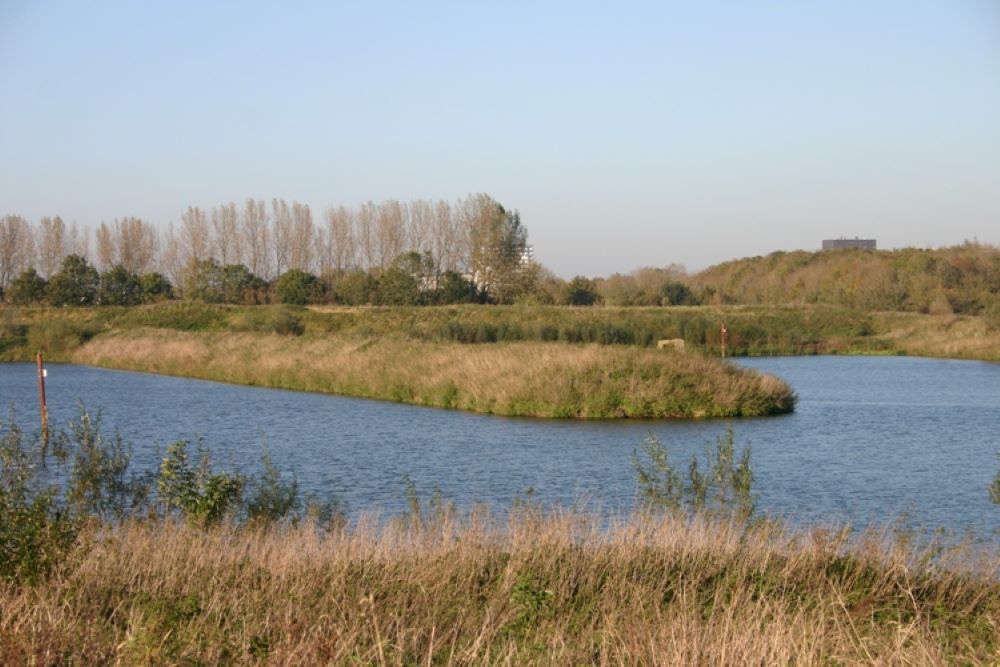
[1,356,999,536]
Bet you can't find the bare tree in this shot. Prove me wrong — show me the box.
[242,198,270,279]
[180,206,211,267]
[323,205,356,275]
[95,222,115,271]
[0,214,34,289]
[68,222,90,261]
[211,202,242,266]
[270,198,293,278]
[375,199,406,271]
[115,217,158,274]
[409,200,433,258]
[37,216,68,278]
[289,201,314,272]
[432,200,459,275]
[159,223,183,287]
[356,201,378,271]
[460,193,527,300]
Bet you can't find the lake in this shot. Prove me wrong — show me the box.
[1,356,999,536]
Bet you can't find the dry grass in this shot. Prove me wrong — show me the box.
[873,312,1000,362]
[1,512,997,665]
[71,329,795,418]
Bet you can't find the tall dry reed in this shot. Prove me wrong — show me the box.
[1,512,996,664]
[72,329,795,418]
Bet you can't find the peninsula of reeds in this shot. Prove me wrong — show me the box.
[3,304,797,419]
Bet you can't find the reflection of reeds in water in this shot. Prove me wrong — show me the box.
[73,329,796,418]
[2,512,996,663]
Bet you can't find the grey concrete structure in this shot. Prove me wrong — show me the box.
[822,238,877,251]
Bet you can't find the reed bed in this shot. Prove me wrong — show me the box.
[1,512,997,665]
[71,329,795,418]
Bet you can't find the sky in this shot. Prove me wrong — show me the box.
[1,1,999,277]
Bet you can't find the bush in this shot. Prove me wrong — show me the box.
[633,428,754,518]
[156,441,244,528]
[0,415,80,582]
[0,406,350,584]
[274,269,324,305]
[335,271,378,305]
[561,276,600,306]
[661,281,699,306]
[6,268,47,305]
[48,255,99,306]
[99,265,143,306]
[138,272,174,302]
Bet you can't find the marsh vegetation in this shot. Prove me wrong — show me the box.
[2,412,998,664]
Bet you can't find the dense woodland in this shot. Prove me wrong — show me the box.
[3,201,1000,315]
[689,244,1000,316]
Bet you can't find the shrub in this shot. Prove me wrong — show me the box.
[99,265,143,306]
[48,255,99,306]
[661,281,699,306]
[335,270,378,305]
[245,452,300,523]
[138,272,174,302]
[0,415,80,582]
[6,268,47,305]
[633,428,754,518]
[274,269,323,305]
[561,276,600,306]
[156,441,244,528]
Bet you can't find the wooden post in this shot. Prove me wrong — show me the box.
[36,351,49,445]
[720,323,728,358]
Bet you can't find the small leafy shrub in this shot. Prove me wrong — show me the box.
[399,474,455,529]
[245,452,300,523]
[0,416,80,582]
[633,428,754,518]
[156,441,244,528]
[50,409,151,521]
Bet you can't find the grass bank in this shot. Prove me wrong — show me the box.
[4,302,999,361]
[2,514,997,664]
[71,329,794,418]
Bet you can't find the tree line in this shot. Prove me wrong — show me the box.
[0,194,557,306]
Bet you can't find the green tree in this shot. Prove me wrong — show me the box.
[377,267,420,305]
[99,265,142,306]
[138,272,173,302]
[436,271,480,304]
[220,264,266,304]
[467,194,529,304]
[661,281,698,306]
[561,275,600,306]
[335,270,378,305]
[274,269,324,305]
[48,255,100,306]
[184,260,264,304]
[6,268,47,305]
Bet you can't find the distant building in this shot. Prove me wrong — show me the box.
[519,244,535,267]
[822,238,876,251]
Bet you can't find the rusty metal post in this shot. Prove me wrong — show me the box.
[36,351,49,445]
[720,323,728,358]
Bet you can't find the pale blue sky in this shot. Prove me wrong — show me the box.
[2,1,998,276]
